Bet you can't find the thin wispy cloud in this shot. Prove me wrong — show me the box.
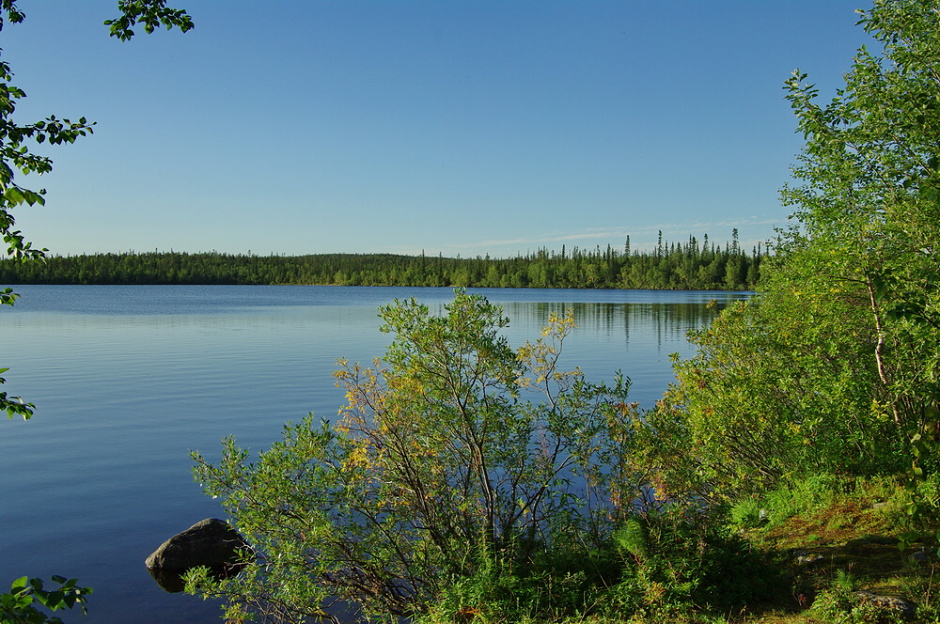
[450,217,785,253]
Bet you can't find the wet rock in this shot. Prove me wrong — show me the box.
[145,518,249,592]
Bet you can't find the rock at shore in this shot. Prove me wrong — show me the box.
[145,518,249,592]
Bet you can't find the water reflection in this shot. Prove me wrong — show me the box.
[501,298,727,349]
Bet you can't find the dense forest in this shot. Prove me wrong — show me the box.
[0,232,763,290]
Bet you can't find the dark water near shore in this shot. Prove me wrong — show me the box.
[0,285,748,623]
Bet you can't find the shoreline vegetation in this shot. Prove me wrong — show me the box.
[0,233,762,290]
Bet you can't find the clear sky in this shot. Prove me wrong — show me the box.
[5,1,865,257]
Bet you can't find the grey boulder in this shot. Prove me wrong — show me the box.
[145,518,249,592]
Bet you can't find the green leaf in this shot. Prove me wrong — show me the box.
[4,187,24,205]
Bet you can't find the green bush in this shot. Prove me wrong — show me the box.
[190,292,641,623]
[760,473,841,527]
[729,497,765,530]
[422,545,621,624]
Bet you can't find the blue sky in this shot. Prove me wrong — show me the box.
[6,1,864,257]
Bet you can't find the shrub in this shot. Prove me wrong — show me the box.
[190,291,641,623]
[608,506,782,620]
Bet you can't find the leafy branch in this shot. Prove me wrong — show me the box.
[0,575,92,624]
[0,0,193,419]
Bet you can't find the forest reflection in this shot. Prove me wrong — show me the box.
[501,299,728,351]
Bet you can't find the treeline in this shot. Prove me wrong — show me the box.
[0,233,763,290]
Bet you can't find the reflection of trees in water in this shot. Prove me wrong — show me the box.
[501,300,734,350]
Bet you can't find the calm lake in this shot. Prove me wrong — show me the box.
[0,285,748,623]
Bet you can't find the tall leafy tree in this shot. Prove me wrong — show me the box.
[649,0,940,496]
[781,0,940,432]
[0,1,193,418]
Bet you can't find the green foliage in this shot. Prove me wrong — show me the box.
[660,281,905,495]
[762,474,842,526]
[649,0,940,499]
[900,572,940,624]
[0,576,91,624]
[189,292,787,623]
[422,545,617,624]
[0,0,92,417]
[780,0,940,436]
[728,497,765,530]
[191,291,640,623]
[0,286,17,306]
[614,517,649,561]
[0,53,90,262]
[105,0,194,40]
[832,569,859,594]
[1,255,30,418]
[0,367,34,420]
[887,468,940,555]
[608,506,781,620]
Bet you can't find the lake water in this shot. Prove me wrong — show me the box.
[0,285,748,623]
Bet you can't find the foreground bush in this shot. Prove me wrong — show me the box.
[190,291,642,622]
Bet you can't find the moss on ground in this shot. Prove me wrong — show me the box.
[728,484,940,624]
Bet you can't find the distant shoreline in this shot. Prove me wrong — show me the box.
[0,245,762,291]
